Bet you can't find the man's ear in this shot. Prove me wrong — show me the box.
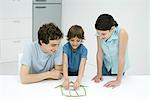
[40,40,45,46]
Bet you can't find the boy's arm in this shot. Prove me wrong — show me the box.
[117,29,128,81]
[76,58,87,82]
[63,53,69,81]
[20,64,62,84]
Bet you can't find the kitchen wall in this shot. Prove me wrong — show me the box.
[148,0,150,74]
[62,0,150,75]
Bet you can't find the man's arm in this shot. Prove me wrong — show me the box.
[55,65,63,71]
[20,64,62,84]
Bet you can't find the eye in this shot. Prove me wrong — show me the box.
[70,39,74,42]
[51,44,57,47]
[77,40,81,42]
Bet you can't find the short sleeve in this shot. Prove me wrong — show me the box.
[81,46,88,59]
[54,44,63,65]
[63,43,69,55]
[21,42,32,68]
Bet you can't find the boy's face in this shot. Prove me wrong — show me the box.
[40,39,61,54]
[69,37,81,50]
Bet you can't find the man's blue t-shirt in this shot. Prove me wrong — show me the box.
[21,41,63,74]
[63,42,87,74]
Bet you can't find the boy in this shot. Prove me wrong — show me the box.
[63,25,88,90]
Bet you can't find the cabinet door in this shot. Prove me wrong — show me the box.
[33,4,62,41]
[0,18,32,39]
[0,0,32,18]
[0,38,31,62]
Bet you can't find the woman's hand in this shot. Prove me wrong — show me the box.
[91,74,103,83]
[104,79,121,89]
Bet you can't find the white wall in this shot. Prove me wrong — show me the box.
[148,0,150,74]
[62,0,150,75]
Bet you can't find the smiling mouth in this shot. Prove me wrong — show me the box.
[73,46,78,48]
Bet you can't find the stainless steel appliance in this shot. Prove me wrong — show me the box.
[33,0,62,41]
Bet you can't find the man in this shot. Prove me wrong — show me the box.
[20,23,63,84]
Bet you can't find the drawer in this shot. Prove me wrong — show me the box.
[0,18,32,39]
[0,38,31,61]
[0,0,32,18]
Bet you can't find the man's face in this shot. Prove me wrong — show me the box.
[41,39,61,54]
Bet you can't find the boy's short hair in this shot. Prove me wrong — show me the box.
[95,14,118,30]
[67,25,85,41]
[38,23,63,45]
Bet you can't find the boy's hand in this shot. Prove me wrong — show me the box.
[104,79,121,89]
[63,79,69,90]
[73,80,80,90]
[48,69,63,79]
[91,74,103,83]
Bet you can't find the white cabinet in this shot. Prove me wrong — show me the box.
[0,0,32,19]
[0,18,32,39]
[0,0,32,63]
[0,38,31,62]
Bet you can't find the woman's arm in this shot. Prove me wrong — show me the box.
[103,28,128,88]
[117,28,128,81]
[96,36,103,76]
[92,36,103,83]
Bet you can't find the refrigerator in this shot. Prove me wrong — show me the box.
[32,0,62,41]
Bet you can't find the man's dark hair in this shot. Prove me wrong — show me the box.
[67,25,85,41]
[95,14,118,30]
[38,23,63,45]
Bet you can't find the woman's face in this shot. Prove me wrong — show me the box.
[97,28,114,41]
[69,36,82,50]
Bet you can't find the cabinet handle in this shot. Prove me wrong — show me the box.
[12,20,20,23]
[35,6,46,8]
[35,0,47,2]
[13,40,21,43]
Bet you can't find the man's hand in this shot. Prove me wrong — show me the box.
[48,69,63,80]
[91,74,103,83]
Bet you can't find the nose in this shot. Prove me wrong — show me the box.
[52,46,58,52]
[101,33,105,35]
[73,41,78,46]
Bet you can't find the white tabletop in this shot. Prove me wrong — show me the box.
[0,74,150,100]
